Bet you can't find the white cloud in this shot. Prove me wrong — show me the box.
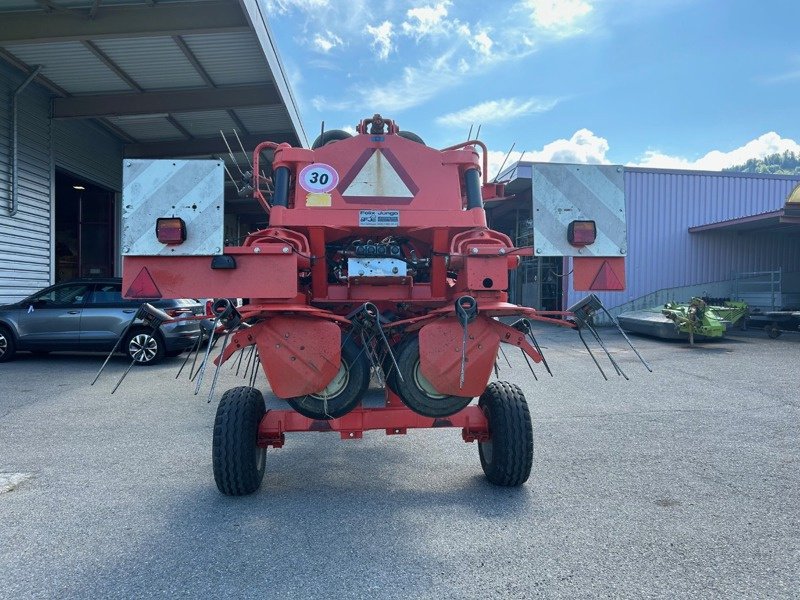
[313,30,343,53]
[265,0,329,14]
[488,128,610,180]
[437,97,559,127]
[401,1,452,39]
[524,0,594,36]
[630,132,800,171]
[366,21,394,60]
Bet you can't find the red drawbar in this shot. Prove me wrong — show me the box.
[125,267,162,299]
[573,257,626,291]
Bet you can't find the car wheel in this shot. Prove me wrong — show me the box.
[125,329,166,365]
[0,326,16,363]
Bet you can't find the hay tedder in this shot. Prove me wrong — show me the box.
[113,114,648,495]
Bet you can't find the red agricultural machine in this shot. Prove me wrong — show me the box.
[111,114,648,495]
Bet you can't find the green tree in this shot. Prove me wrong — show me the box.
[723,150,800,175]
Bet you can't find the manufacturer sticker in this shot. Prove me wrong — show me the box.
[359,210,400,228]
[299,163,339,193]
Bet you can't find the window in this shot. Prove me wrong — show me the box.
[88,284,123,305]
[29,284,91,306]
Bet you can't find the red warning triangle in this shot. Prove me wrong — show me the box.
[126,267,162,299]
[590,260,625,291]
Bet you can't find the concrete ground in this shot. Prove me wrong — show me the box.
[0,326,797,599]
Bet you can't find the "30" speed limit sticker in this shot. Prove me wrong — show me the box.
[298,163,339,193]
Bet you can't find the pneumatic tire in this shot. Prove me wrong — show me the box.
[286,335,370,420]
[213,386,266,496]
[395,337,472,417]
[0,326,16,363]
[478,381,533,487]
[311,129,353,149]
[125,328,165,365]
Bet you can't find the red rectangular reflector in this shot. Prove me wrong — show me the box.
[567,220,596,246]
[156,217,186,244]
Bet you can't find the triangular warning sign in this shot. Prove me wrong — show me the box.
[590,260,625,291]
[126,267,162,299]
[340,148,418,202]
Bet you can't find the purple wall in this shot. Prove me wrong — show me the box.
[565,168,800,310]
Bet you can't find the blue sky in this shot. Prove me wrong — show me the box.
[265,0,800,177]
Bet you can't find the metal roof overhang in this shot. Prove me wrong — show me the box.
[0,0,308,162]
[689,209,800,235]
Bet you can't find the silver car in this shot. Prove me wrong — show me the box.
[0,278,203,365]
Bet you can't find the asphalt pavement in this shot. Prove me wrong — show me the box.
[0,327,798,599]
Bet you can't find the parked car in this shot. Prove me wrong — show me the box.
[0,278,204,365]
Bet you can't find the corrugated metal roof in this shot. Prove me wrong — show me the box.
[181,32,271,86]
[0,0,217,8]
[107,116,185,141]
[233,105,292,133]
[93,37,207,91]
[3,41,131,93]
[172,109,237,137]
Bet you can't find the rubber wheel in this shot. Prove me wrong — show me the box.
[767,324,781,339]
[397,130,425,145]
[395,337,472,417]
[478,381,533,487]
[125,328,166,365]
[286,334,370,419]
[311,129,353,149]
[0,327,16,363]
[212,386,266,496]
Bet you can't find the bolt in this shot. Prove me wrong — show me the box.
[392,266,399,274]
[359,271,365,276]
[123,246,130,253]
[282,246,290,254]
[348,432,354,438]
[214,247,220,253]
[254,247,261,253]
[470,247,479,254]
[275,344,280,348]
[126,162,132,167]
[536,248,542,254]
[284,333,289,338]
[290,356,296,361]
[498,248,506,255]
[620,248,626,255]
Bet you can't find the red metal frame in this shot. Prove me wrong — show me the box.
[257,389,489,448]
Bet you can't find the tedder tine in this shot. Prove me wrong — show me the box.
[600,305,653,372]
[586,322,628,380]
[177,328,204,380]
[577,327,607,381]
[92,311,138,385]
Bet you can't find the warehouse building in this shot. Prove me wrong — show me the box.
[0,0,306,304]
[490,163,800,316]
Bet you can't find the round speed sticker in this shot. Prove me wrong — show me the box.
[299,163,339,194]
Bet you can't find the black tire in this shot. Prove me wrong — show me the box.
[125,328,166,365]
[767,323,781,339]
[395,336,472,417]
[286,334,369,419]
[311,129,353,149]
[213,386,266,496]
[0,326,16,363]
[397,130,425,145]
[478,381,533,487]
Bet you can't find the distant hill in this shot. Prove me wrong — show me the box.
[723,150,800,175]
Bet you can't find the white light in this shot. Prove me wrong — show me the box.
[73,185,85,190]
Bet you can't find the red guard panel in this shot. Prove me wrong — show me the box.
[573,257,626,291]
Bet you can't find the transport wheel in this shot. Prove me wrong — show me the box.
[767,323,781,339]
[395,337,472,417]
[212,386,266,496]
[286,335,370,420]
[311,129,352,149]
[0,327,16,363]
[478,381,533,487]
[398,130,426,145]
[125,329,165,365]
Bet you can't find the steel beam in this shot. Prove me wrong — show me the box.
[123,132,298,158]
[0,1,248,44]
[52,84,281,118]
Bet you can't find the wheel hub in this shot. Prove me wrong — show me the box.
[310,359,350,399]
[129,333,158,362]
